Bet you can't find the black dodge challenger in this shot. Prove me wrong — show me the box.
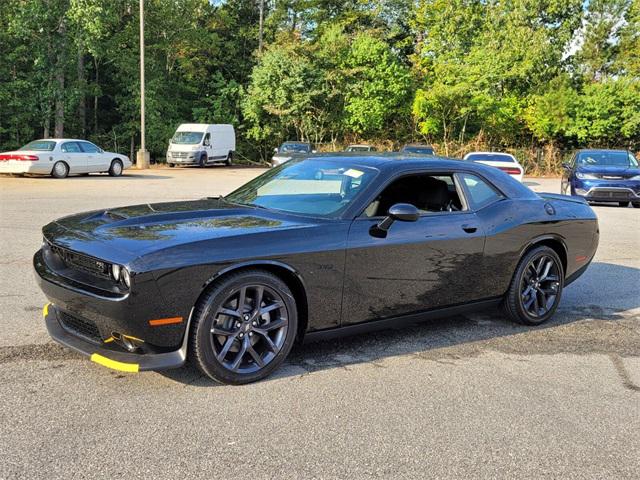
[35,155,599,384]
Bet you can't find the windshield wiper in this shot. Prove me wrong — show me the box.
[225,199,270,211]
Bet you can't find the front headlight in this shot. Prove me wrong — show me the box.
[111,264,121,281]
[576,172,598,179]
[122,267,131,288]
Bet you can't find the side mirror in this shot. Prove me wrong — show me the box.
[561,162,571,170]
[273,147,278,154]
[372,203,419,237]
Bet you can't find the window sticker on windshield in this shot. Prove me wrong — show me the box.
[344,169,364,178]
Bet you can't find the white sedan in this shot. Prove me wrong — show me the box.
[0,139,131,178]
[463,151,524,182]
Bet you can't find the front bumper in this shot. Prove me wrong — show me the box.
[44,303,188,372]
[572,179,640,202]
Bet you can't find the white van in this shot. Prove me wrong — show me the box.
[166,124,235,167]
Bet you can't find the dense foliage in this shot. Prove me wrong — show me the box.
[0,0,638,172]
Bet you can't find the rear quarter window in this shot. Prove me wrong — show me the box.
[460,173,504,209]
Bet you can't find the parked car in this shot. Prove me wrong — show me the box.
[36,155,598,384]
[400,143,436,155]
[0,139,131,178]
[166,124,235,167]
[561,149,640,207]
[463,151,524,182]
[345,144,377,152]
[271,141,314,167]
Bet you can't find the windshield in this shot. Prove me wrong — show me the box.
[577,151,638,168]
[403,146,434,155]
[346,146,375,152]
[225,159,378,217]
[19,140,56,151]
[279,143,311,153]
[172,131,204,145]
[466,153,515,163]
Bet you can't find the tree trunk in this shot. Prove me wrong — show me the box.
[77,48,86,137]
[94,57,99,133]
[53,18,66,138]
[258,0,264,53]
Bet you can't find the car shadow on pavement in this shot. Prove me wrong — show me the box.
[158,261,640,387]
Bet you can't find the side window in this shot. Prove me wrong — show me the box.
[460,173,503,210]
[203,133,211,146]
[79,142,100,153]
[363,173,466,217]
[61,142,81,153]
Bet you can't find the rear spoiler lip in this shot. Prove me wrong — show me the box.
[537,192,588,204]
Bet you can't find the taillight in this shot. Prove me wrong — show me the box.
[498,166,521,175]
[0,154,39,161]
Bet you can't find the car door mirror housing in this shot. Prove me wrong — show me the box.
[561,162,571,170]
[372,203,420,237]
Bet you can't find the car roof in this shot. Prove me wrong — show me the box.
[465,151,515,156]
[282,141,310,145]
[575,149,628,154]
[402,143,433,147]
[347,144,373,147]
[299,153,538,200]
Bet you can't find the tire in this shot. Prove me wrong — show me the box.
[633,202,640,208]
[51,161,69,179]
[225,151,233,166]
[503,245,564,326]
[189,269,298,385]
[618,201,630,207]
[108,159,123,177]
[199,154,207,168]
[168,163,175,168]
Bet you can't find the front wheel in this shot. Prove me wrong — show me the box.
[503,246,564,325]
[633,202,640,208]
[199,154,207,168]
[619,201,630,207]
[108,159,123,176]
[226,151,233,166]
[189,270,298,385]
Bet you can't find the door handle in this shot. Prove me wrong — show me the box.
[462,224,478,233]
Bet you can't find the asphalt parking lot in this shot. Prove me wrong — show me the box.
[0,167,638,479]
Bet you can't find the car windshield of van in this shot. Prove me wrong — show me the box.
[577,151,638,167]
[466,153,515,163]
[172,131,204,145]
[279,143,311,153]
[225,159,378,217]
[19,140,56,151]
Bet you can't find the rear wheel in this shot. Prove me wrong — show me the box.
[189,270,298,385]
[51,161,69,179]
[503,246,564,325]
[226,151,233,166]
[619,201,630,207]
[108,159,123,176]
[633,202,640,208]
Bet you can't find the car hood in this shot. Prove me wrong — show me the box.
[43,198,314,263]
[578,165,640,177]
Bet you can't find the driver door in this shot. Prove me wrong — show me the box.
[341,172,486,325]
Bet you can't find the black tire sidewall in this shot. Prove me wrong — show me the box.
[191,270,298,385]
[199,154,207,167]
[506,246,564,325]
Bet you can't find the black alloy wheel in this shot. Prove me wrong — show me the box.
[503,246,564,325]
[190,270,297,384]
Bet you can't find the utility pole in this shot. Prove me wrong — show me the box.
[137,0,150,169]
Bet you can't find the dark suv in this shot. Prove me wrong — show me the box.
[561,149,640,207]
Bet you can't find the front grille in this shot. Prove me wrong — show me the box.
[590,189,632,199]
[48,243,111,279]
[59,311,102,344]
[170,152,189,159]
